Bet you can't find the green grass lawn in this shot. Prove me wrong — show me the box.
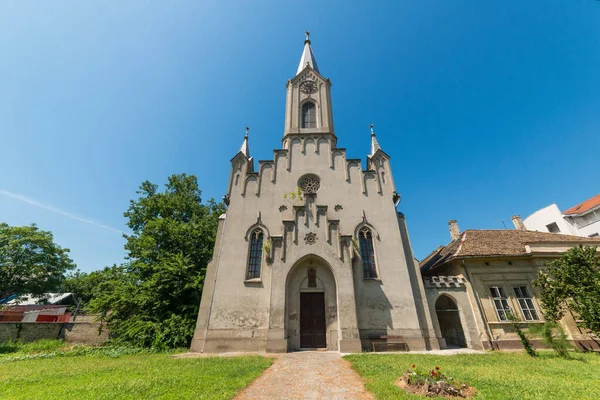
[345,352,600,400]
[0,342,272,400]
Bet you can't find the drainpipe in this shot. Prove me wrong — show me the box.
[201,213,228,353]
[462,260,494,350]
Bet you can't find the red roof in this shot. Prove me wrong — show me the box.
[563,193,600,216]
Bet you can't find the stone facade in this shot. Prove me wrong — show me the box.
[191,35,439,353]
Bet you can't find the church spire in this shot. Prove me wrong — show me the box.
[370,124,381,156]
[296,31,320,75]
[239,127,250,158]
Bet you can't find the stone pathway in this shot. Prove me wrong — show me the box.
[234,351,374,400]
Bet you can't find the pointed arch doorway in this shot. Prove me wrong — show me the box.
[435,295,467,348]
[286,255,338,351]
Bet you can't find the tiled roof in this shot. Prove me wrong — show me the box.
[420,230,600,272]
[563,193,600,216]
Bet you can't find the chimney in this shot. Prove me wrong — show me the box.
[511,215,526,231]
[448,220,461,241]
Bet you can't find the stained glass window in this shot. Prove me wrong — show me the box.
[247,229,264,280]
[359,228,378,279]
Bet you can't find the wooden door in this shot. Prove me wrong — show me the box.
[300,292,326,348]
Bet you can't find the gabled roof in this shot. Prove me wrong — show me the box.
[420,230,600,272]
[563,193,600,216]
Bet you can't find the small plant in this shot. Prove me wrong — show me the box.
[506,310,537,357]
[351,237,360,256]
[283,187,304,205]
[262,239,272,254]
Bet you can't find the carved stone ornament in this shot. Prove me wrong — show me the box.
[304,232,317,245]
[334,204,343,211]
[279,205,288,212]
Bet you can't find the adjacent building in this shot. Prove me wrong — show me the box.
[420,219,600,351]
[524,194,600,238]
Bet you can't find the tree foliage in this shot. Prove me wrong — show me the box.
[85,174,225,348]
[534,245,600,336]
[0,223,75,303]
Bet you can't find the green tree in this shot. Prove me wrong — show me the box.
[62,267,118,305]
[88,174,225,348]
[0,223,75,303]
[534,245,600,336]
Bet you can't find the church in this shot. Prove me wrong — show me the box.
[190,33,439,353]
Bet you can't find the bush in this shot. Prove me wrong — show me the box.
[506,311,537,357]
[529,322,576,359]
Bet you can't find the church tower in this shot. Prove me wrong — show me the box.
[191,34,440,353]
[283,32,335,145]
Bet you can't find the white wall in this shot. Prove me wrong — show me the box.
[573,214,600,237]
[523,204,578,235]
[524,204,600,238]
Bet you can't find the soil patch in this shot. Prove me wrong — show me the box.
[395,372,476,398]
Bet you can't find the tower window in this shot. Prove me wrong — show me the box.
[247,229,264,280]
[301,102,316,128]
[358,227,378,279]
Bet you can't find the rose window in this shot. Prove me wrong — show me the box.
[298,174,321,194]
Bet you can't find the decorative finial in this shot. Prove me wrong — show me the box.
[245,126,249,138]
[305,31,311,44]
[370,124,375,136]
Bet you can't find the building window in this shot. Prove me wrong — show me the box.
[247,229,264,280]
[358,227,378,279]
[546,222,561,233]
[301,102,316,128]
[490,286,510,321]
[514,286,539,321]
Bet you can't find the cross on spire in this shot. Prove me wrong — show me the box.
[239,126,250,158]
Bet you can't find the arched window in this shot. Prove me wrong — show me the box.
[301,102,316,128]
[358,227,378,279]
[247,229,264,279]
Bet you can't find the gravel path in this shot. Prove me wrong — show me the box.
[234,351,374,400]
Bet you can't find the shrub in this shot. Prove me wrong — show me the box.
[506,310,537,357]
[529,321,575,359]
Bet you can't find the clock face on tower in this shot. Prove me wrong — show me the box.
[299,79,318,94]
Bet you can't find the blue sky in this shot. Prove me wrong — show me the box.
[1,1,599,272]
